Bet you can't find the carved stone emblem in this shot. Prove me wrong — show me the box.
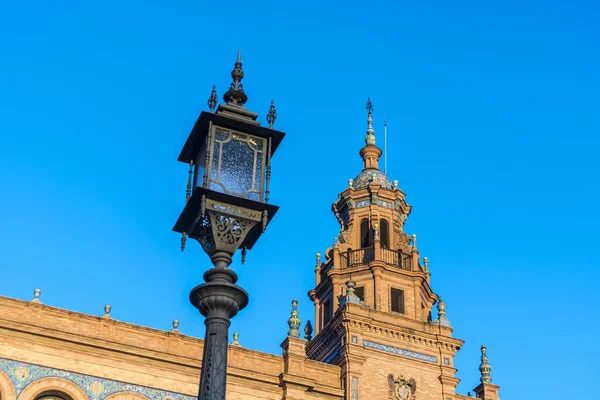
[339,230,350,244]
[388,374,416,400]
[346,198,355,210]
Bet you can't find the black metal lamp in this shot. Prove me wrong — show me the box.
[172,51,285,400]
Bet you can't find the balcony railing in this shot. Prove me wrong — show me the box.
[381,248,412,270]
[339,247,374,268]
[339,247,412,270]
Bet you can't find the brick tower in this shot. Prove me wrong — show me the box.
[305,99,500,400]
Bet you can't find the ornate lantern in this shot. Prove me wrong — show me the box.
[172,52,285,400]
[173,54,284,263]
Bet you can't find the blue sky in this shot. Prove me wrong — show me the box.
[1,1,598,398]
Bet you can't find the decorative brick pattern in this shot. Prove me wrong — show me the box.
[0,358,195,400]
[362,340,437,363]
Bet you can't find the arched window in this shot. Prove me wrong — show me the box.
[360,218,370,248]
[35,391,73,400]
[380,219,390,249]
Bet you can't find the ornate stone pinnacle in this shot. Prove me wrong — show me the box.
[304,320,313,341]
[172,319,179,332]
[348,178,354,189]
[479,344,493,383]
[32,288,41,303]
[207,85,218,112]
[423,256,430,274]
[232,332,240,346]
[412,234,417,250]
[343,280,361,305]
[315,253,321,268]
[365,97,376,145]
[432,297,451,327]
[103,304,112,318]
[287,299,301,338]
[393,180,399,189]
[223,50,247,106]
[267,100,277,128]
[437,297,446,316]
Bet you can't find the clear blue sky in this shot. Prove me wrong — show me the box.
[1,1,598,398]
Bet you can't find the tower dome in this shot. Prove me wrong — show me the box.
[353,169,394,190]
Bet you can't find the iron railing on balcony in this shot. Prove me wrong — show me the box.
[381,248,412,270]
[339,247,374,268]
[339,247,412,270]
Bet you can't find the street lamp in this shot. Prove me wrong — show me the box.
[172,51,285,400]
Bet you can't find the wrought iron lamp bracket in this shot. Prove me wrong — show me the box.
[194,198,263,258]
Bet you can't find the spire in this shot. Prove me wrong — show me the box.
[287,299,301,337]
[207,85,218,112]
[479,344,493,383]
[365,97,376,145]
[358,98,383,172]
[267,100,277,128]
[223,50,248,107]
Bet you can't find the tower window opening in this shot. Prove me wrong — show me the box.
[323,298,333,326]
[390,288,405,314]
[380,219,389,248]
[355,286,365,302]
[360,218,370,248]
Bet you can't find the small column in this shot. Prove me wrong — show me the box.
[373,221,381,261]
[315,253,322,286]
[332,238,341,269]
[312,295,321,335]
[473,345,501,400]
[411,234,419,271]
[371,266,384,310]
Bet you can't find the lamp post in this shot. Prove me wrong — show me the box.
[172,52,285,400]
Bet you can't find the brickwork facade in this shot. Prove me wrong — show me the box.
[0,89,501,400]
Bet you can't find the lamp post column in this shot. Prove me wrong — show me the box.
[190,251,249,400]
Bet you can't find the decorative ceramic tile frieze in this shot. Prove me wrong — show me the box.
[0,358,195,400]
[377,200,392,209]
[355,200,371,209]
[362,340,437,363]
[351,376,359,400]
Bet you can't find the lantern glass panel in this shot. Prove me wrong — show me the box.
[193,145,207,190]
[208,126,266,201]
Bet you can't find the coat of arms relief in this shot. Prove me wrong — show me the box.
[388,374,417,400]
